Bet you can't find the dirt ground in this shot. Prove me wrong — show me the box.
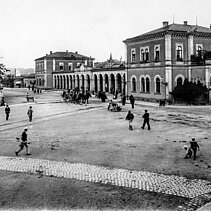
[0,88,210,210]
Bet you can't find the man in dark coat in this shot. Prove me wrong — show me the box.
[190,137,200,160]
[27,106,33,122]
[122,95,126,106]
[141,110,150,130]
[16,127,31,156]
[129,95,135,109]
[126,110,134,130]
[5,104,10,120]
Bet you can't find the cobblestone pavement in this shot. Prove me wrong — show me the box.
[0,156,211,210]
[177,193,211,211]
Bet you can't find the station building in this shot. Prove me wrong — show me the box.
[35,51,94,90]
[123,21,211,102]
[35,51,126,94]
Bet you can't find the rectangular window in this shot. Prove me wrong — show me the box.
[59,62,64,71]
[68,63,73,71]
[131,48,136,63]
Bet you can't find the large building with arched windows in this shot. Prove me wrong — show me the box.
[123,21,211,102]
[35,51,126,94]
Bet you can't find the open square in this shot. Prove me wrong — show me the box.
[0,88,210,210]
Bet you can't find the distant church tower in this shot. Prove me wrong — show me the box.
[108,53,114,67]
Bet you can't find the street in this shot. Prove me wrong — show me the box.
[0,88,211,210]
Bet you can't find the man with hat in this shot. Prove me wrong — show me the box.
[15,127,31,156]
[5,104,11,120]
[141,109,151,130]
[190,137,200,160]
[27,106,33,122]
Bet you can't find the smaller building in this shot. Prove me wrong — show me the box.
[23,73,36,88]
[35,51,94,90]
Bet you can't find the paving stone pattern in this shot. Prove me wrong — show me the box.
[0,156,211,200]
[177,193,211,211]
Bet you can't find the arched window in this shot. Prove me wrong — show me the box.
[177,77,183,87]
[132,77,136,92]
[39,79,41,86]
[146,77,150,92]
[155,47,160,61]
[145,49,149,62]
[197,46,202,57]
[155,78,161,93]
[141,49,144,61]
[176,46,182,60]
[141,78,145,92]
[131,49,136,63]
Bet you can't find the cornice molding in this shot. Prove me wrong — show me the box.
[125,31,211,45]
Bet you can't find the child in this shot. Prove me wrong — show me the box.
[183,145,192,159]
[125,110,134,130]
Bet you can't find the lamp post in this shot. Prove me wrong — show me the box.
[161,77,168,100]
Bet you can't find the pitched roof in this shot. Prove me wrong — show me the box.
[123,23,211,43]
[35,51,94,61]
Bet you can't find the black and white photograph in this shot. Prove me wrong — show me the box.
[0,0,211,210]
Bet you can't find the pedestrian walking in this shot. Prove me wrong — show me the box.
[5,104,10,120]
[27,106,33,122]
[125,110,134,130]
[15,127,31,156]
[141,109,150,130]
[190,137,200,160]
[129,95,135,109]
[122,95,126,106]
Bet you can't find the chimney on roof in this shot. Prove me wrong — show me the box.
[66,50,68,53]
[163,21,169,27]
[184,21,188,25]
[50,51,52,54]
[210,24,211,29]
[75,51,78,54]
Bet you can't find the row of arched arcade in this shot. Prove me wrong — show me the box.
[53,72,127,94]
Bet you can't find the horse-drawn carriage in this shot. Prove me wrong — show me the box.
[61,89,91,104]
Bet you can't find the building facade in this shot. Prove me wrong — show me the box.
[35,51,94,90]
[35,51,126,95]
[123,21,211,102]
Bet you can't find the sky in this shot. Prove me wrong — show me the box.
[0,0,211,69]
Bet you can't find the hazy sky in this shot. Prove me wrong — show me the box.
[0,0,211,68]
